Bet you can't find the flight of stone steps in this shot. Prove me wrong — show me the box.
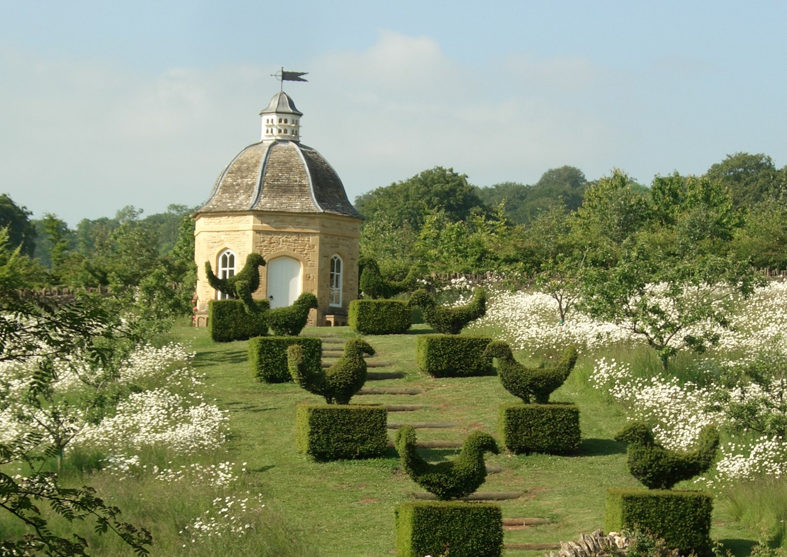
[307,330,560,552]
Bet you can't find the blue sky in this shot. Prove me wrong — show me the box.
[2,1,786,225]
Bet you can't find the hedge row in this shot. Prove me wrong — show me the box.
[349,299,411,335]
[394,501,503,557]
[248,336,321,383]
[416,335,493,377]
[498,402,581,455]
[605,488,713,556]
[208,299,269,342]
[295,404,388,461]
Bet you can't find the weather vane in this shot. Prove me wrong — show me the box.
[272,67,308,91]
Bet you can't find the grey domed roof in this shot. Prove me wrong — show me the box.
[195,140,361,218]
[259,91,302,116]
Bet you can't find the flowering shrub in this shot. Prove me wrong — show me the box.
[589,358,720,451]
[74,389,227,454]
[589,356,787,486]
[468,288,630,355]
[712,437,787,486]
[468,279,787,361]
[1,342,224,459]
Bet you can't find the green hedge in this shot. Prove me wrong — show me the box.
[348,299,411,335]
[605,488,713,556]
[394,501,503,557]
[416,335,493,377]
[208,299,269,342]
[248,336,321,383]
[498,402,580,455]
[295,404,388,461]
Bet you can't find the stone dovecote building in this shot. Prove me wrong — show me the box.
[192,91,362,327]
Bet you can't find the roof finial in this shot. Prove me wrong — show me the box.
[272,67,308,92]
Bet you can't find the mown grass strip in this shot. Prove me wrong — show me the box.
[412,491,525,501]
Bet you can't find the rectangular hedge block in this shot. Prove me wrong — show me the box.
[349,299,411,335]
[498,402,580,455]
[605,488,713,556]
[208,299,269,342]
[248,336,322,383]
[395,501,503,557]
[416,335,493,377]
[295,404,388,461]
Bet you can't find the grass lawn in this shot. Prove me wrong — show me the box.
[158,320,759,556]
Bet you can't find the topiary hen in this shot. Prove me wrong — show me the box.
[614,421,719,489]
[395,425,499,500]
[408,287,487,334]
[205,252,266,313]
[287,338,375,404]
[483,340,578,403]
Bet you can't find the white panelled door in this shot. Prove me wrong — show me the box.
[266,257,302,308]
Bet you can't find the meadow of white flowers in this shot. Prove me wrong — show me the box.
[0,343,228,454]
[465,279,787,486]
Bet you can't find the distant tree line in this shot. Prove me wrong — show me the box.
[0,198,197,320]
[1,151,784,309]
[355,152,786,279]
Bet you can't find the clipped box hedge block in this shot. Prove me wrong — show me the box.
[498,402,580,455]
[248,336,321,383]
[348,299,411,335]
[295,404,388,461]
[208,299,269,342]
[416,335,493,377]
[395,501,503,557]
[605,488,712,556]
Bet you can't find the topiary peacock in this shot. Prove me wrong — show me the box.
[205,252,266,313]
[358,257,421,299]
[483,341,578,403]
[267,292,319,336]
[287,338,375,404]
[407,287,487,334]
[395,425,499,500]
[614,421,719,489]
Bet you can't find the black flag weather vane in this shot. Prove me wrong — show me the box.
[273,67,308,90]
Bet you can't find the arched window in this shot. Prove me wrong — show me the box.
[216,249,236,300]
[329,255,343,307]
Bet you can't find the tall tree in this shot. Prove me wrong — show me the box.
[573,169,649,266]
[355,166,488,230]
[476,166,587,225]
[580,174,757,370]
[705,152,782,208]
[0,193,36,257]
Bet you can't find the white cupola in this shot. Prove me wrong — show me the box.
[259,91,303,142]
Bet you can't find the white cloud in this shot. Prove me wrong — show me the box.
[0,30,682,225]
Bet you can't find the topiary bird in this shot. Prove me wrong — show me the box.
[287,338,375,404]
[358,257,421,299]
[205,253,266,313]
[408,287,487,334]
[267,292,319,336]
[483,341,578,403]
[614,421,720,489]
[395,425,499,500]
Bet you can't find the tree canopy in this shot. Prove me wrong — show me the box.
[354,166,487,230]
[475,166,587,224]
[0,193,36,256]
[705,152,785,207]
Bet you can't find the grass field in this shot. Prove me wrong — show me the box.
[1,319,767,555]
